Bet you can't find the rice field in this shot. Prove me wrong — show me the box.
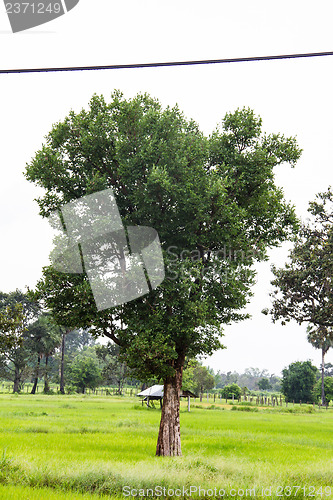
[0,394,332,499]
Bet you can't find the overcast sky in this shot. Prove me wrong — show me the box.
[0,0,332,376]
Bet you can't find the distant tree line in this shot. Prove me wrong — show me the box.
[0,290,332,404]
[214,367,282,392]
[0,290,141,394]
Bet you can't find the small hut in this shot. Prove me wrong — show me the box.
[137,385,197,409]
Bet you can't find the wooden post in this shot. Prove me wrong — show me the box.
[214,393,216,402]
[200,393,202,402]
[188,396,191,412]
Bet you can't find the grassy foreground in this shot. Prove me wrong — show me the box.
[0,394,332,499]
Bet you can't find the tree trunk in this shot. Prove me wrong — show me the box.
[44,355,50,393]
[321,347,326,406]
[31,355,41,394]
[156,360,184,457]
[13,365,21,393]
[59,333,66,394]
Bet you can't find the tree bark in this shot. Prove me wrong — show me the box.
[31,355,41,394]
[59,333,66,394]
[44,355,50,393]
[321,347,326,406]
[13,365,21,393]
[156,358,184,457]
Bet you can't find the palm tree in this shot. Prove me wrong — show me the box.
[307,325,333,405]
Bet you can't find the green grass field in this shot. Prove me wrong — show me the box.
[0,394,332,499]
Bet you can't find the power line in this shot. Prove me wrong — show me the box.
[1,50,333,75]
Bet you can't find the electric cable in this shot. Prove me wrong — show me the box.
[0,50,333,75]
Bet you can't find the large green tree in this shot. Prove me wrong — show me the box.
[281,361,318,403]
[264,188,333,328]
[263,188,333,404]
[26,91,301,455]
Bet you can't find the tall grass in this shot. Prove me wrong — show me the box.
[0,395,332,498]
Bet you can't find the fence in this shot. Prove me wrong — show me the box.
[0,383,140,396]
[198,392,331,409]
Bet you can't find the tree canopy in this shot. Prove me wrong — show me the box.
[264,188,333,329]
